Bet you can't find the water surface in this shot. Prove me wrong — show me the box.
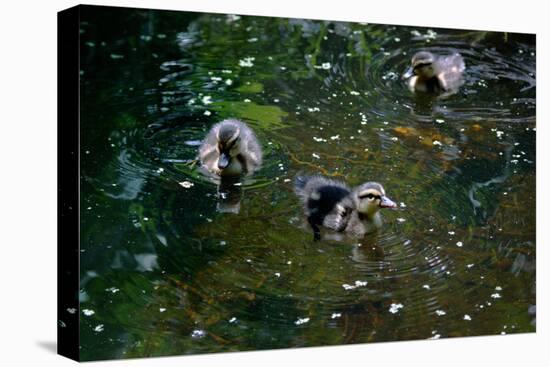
[76,7,535,360]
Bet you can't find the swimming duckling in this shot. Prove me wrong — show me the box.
[295,175,396,240]
[199,119,263,176]
[403,51,465,94]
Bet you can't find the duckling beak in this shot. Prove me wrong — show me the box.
[380,196,397,209]
[402,67,414,80]
[218,153,230,169]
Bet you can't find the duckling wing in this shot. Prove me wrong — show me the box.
[242,131,263,168]
[198,126,221,169]
[322,200,354,232]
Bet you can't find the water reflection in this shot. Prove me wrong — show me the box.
[217,177,243,213]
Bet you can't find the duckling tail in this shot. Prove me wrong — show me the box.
[294,175,310,195]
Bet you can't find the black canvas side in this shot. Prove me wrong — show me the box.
[57,4,81,362]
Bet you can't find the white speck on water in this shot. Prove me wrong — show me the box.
[295,317,310,325]
[433,140,442,146]
[448,231,455,235]
[105,287,120,293]
[312,153,320,159]
[157,167,164,173]
[274,272,281,278]
[426,30,438,39]
[204,110,211,116]
[238,57,255,67]
[273,98,280,103]
[396,218,406,223]
[110,54,124,59]
[159,308,166,313]
[287,261,292,265]
[308,107,320,112]
[210,76,222,82]
[179,181,194,189]
[219,241,226,246]
[226,14,241,22]
[429,334,441,340]
[435,310,446,316]
[400,202,407,208]
[391,137,398,142]
[464,314,472,321]
[85,150,90,154]
[229,317,237,323]
[247,37,258,42]
[456,241,463,247]
[423,284,431,290]
[467,263,474,268]
[389,303,404,314]
[313,136,327,142]
[496,130,504,138]
[435,118,445,124]
[383,121,389,125]
[191,329,206,338]
[404,240,412,246]
[342,280,368,290]
[246,259,252,263]
[244,98,251,103]
[143,217,149,222]
[201,95,212,105]
[495,286,502,291]
[82,309,95,316]
[394,37,401,42]
[94,324,104,332]
[283,178,291,183]
[321,62,331,69]
[330,135,340,140]
[87,206,92,210]
[225,79,233,86]
[67,308,76,314]
[491,293,501,299]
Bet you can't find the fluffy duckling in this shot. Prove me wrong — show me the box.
[199,119,262,176]
[403,51,465,94]
[295,175,396,240]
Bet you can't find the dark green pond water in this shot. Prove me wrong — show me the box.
[77,6,536,361]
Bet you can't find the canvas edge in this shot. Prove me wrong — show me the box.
[57,4,81,362]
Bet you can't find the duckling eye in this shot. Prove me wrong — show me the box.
[360,193,382,201]
[414,62,431,72]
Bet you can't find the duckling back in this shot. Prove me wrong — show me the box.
[295,175,353,235]
[436,53,465,92]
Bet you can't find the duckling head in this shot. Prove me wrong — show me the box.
[354,182,396,217]
[403,51,436,79]
[216,121,242,170]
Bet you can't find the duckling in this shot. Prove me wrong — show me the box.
[199,119,262,176]
[295,175,396,240]
[403,51,465,94]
